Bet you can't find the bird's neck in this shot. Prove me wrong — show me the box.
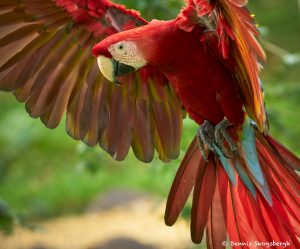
[139,20,203,72]
[135,20,186,67]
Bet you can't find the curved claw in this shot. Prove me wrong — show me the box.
[197,119,239,160]
[197,133,208,162]
[214,119,239,158]
[197,121,217,162]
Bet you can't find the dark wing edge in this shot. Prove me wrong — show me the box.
[177,0,268,133]
[0,0,184,163]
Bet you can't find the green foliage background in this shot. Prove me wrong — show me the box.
[0,0,299,235]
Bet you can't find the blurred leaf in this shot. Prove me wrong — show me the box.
[0,200,14,235]
[283,54,300,66]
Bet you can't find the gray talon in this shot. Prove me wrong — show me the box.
[197,132,208,162]
[197,121,217,161]
[196,119,239,160]
[214,119,238,158]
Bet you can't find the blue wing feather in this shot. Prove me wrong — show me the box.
[234,160,257,198]
[241,118,265,185]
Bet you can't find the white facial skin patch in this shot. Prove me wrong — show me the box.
[108,41,147,69]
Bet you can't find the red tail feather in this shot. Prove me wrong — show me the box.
[191,154,216,243]
[164,137,201,226]
[265,135,300,171]
[165,133,300,248]
[208,177,227,249]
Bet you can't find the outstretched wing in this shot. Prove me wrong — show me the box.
[0,0,184,163]
[177,0,268,133]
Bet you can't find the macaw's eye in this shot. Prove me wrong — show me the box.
[118,44,124,50]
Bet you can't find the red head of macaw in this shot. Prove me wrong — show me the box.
[92,20,176,83]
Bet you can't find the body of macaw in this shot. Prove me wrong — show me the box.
[0,0,299,248]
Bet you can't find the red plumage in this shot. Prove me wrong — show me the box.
[165,134,300,248]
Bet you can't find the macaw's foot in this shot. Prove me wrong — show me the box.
[214,118,238,158]
[197,119,238,161]
[197,120,217,162]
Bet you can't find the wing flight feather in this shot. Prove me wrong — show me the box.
[0,0,184,162]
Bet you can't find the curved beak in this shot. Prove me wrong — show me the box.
[97,56,136,84]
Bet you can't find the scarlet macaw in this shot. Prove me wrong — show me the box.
[0,0,299,247]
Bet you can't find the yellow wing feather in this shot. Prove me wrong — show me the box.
[221,0,268,132]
